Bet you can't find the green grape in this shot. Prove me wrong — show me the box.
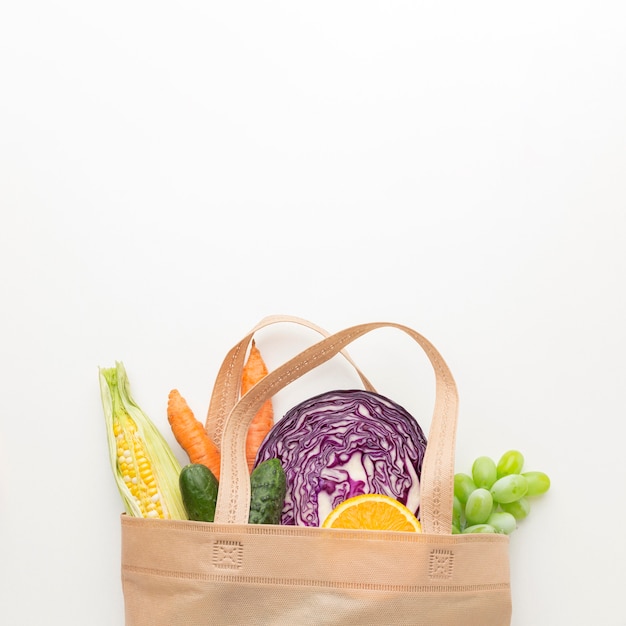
[487,511,517,535]
[455,448,549,535]
[500,497,531,520]
[462,523,496,534]
[496,450,525,477]
[464,488,493,525]
[471,456,497,489]
[453,495,463,527]
[490,474,529,504]
[522,471,551,496]
[454,473,477,504]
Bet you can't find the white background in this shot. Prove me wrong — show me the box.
[1,2,625,625]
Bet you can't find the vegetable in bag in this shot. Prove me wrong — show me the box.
[253,389,427,527]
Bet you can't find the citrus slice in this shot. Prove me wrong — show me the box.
[321,494,422,532]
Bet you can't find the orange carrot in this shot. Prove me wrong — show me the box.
[241,340,274,473]
[167,389,221,480]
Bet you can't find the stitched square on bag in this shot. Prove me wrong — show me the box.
[428,549,454,579]
[212,541,243,570]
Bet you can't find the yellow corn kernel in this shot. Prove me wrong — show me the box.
[113,416,166,518]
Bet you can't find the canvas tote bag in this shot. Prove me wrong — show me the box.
[121,319,512,625]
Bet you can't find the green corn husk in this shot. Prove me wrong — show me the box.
[99,361,187,520]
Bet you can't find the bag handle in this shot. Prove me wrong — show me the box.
[214,321,458,535]
[205,314,377,445]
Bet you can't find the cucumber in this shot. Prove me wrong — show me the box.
[179,463,219,522]
[249,458,287,525]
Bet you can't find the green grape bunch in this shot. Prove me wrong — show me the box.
[452,450,550,535]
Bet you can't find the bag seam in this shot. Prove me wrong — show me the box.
[122,564,510,593]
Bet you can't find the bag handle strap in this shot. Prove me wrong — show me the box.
[205,314,376,445]
[214,321,458,535]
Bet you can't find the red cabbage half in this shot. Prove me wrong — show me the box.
[252,389,427,527]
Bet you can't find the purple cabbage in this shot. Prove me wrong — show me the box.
[252,389,427,527]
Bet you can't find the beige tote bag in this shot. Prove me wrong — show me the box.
[121,320,512,625]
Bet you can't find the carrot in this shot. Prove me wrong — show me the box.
[242,340,275,473]
[167,389,221,480]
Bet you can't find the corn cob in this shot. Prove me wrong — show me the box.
[99,362,187,520]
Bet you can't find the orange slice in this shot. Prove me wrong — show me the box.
[321,494,422,532]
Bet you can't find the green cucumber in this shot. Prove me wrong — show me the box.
[179,463,219,522]
[249,458,287,525]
